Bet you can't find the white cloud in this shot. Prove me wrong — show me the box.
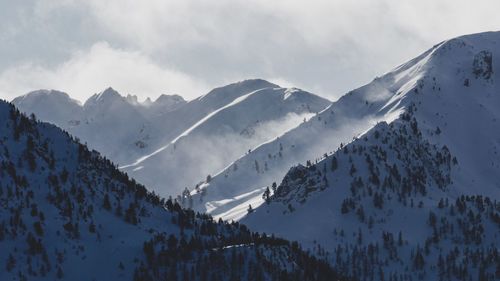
[0,42,209,102]
[1,0,500,101]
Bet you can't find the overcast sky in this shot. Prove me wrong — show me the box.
[1,0,499,102]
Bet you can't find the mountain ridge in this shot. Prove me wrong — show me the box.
[240,31,500,281]
[185,31,500,220]
[12,79,331,196]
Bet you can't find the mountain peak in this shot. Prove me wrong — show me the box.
[153,94,186,110]
[237,78,278,87]
[232,78,281,92]
[24,88,66,96]
[425,31,500,73]
[196,79,279,104]
[125,94,139,105]
[11,89,84,125]
[12,89,80,105]
[125,94,156,106]
[84,87,125,107]
[99,87,121,99]
[219,78,278,91]
[155,93,185,103]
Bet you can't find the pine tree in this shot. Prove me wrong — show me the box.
[341,200,350,214]
[413,247,425,270]
[125,203,138,224]
[331,156,338,171]
[103,194,111,210]
[262,187,271,204]
[5,254,15,272]
[349,164,357,176]
[271,182,277,193]
[33,221,43,236]
[356,206,365,222]
[373,192,384,209]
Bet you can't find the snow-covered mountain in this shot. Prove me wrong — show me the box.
[240,32,500,280]
[7,29,500,281]
[186,70,404,220]
[12,87,154,164]
[0,99,340,281]
[121,86,330,196]
[11,89,84,126]
[13,79,331,197]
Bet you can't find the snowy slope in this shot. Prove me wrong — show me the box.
[188,32,500,222]
[79,87,153,163]
[13,80,330,197]
[11,90,83,126]
[0,99,340,281]
[121,86,330,196]
[145,94,187,116]
[12,87,189,165]
[186,58,412,219]
[12,87,155,164]
[241,32,500,281]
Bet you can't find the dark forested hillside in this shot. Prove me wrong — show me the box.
[0,100,342,281]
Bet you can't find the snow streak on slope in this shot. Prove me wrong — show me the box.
[0,100,341,281]
[206,186,268,221]
[121,86,330,196]
[185,47,434,219]
[120,87,270,169]
[13,79,330,197]
[242,32,500,281]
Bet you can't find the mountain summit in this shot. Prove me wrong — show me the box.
[13,80,331,196]
[240,31,500,281]
[85,87,122,104]
[12,90,83,125]
[188,31,500,221]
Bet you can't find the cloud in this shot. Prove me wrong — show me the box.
[1,0,500,101]
[0,42,209,102]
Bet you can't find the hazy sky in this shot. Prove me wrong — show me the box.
[1,0,499,102]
